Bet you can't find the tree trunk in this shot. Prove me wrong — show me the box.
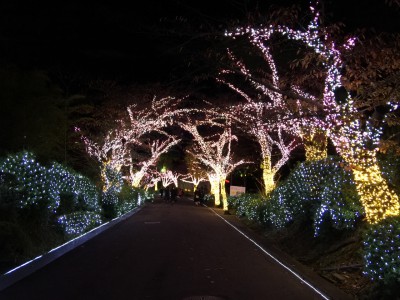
[350,153,400,223]
[208,175,220,206]
[220,179,228,211]
[261,156,275,195]
[332,133,400,223]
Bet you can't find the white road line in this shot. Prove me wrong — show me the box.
[206,206,330,300]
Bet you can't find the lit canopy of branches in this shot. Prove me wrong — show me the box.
[220,0,399,223]
[179,114,248,211]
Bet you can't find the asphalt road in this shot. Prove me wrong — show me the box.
[0,197,351,300]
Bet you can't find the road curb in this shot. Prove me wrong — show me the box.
[0,206,142,291]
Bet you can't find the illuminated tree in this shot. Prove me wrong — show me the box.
[78,127,128,191]
[220,26,326,163]
[218,43,299,195]
[180,119,248,211]
[276,3,399,223]
[128,137,181,187]
[181,152,208,191]
[158,170,181,188]
[222,1,399,223]
[140,168,162,191]
[228,102,298,195]
[80,96,183,189]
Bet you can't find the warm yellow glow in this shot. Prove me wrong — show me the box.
[131,169,145,188]
[263,169,276,196]
[261,157,276,195]
[302,128,327,161]
[220,179,228,211]
[100,160,122,192]
[208,174,220,206]
[341,148,400,224]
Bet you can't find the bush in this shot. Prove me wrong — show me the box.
[101,189,119,219]
[263,186,303,229]
[117,184,140,215]
[57,192,77,215]
[203,193,214,204]
[74,175,100,212]
[0,152,57,210]
[0,152,101,214]
[0,151,104,273]
[264,157,363,235]
[229,193,266,223]
[57,212,102,237]
[379,151,400,196]
[363,216,400,287]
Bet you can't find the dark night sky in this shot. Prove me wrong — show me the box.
[0,0,398,85]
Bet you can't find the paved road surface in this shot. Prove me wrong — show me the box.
[0,197,351,300]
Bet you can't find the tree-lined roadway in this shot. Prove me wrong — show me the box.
[0,197,352,300]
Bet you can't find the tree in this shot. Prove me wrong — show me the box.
[230,102,298,195]
[217,42,300,195]
[80,96,183,189]
[221,1,399,223]
[181,152,208,192]
[179,117,248,211]
[128,137,181,187]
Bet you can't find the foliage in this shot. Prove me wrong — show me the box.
[101,183,145,219]
[57,212,102,237]
[102,164,123,194]
[229,157,363,236]
[203,193,214,204]
[363,216,400,297]
[117,184,141,216]
[0,151,148,274]
[0,152,58,211]
[265,157,363,235]
[0,152,101,214]
[100,189,119,219]
[228,193,266,223]
[378,151,400,195]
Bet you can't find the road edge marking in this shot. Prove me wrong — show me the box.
[206,206,330,300]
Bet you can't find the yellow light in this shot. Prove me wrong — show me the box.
[342,148,400,223]
[220,178,228,211]
[208,174,221,206]
[302,128,327,162]
[261,157,276,195]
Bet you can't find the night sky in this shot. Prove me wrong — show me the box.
[0,0,398,86]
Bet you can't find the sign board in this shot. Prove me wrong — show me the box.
[230,185,246,196]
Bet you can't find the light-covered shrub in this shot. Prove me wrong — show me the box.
[264,157,363,235]
[57,211,102,237]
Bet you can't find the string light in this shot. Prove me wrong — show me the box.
[219,35,300,195]
[223,0,399,223]
[181,173,207,192]
[78,96,183,189]
[158,170,181,188]
[0,152,101,214]
[180,120,248,211]
[57,212,102,237]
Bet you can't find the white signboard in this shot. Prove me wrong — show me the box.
[230,185,246,196]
